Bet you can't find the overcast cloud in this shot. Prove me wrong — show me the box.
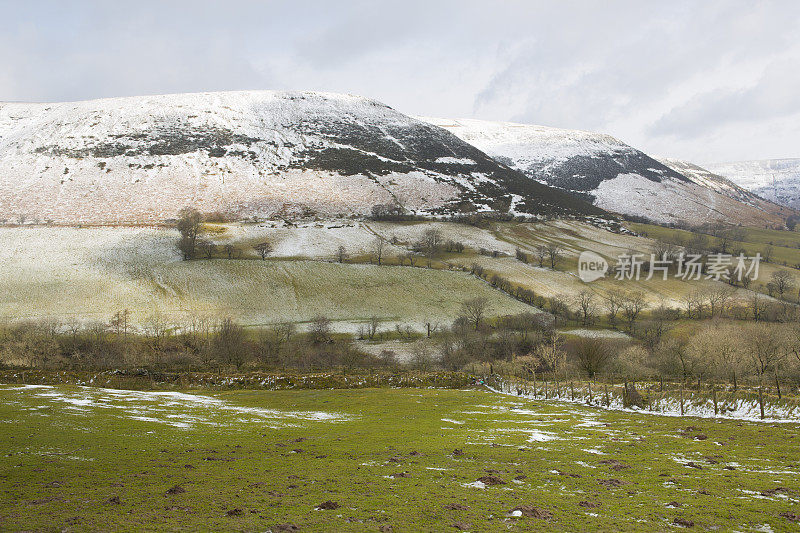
[1,0,799,163]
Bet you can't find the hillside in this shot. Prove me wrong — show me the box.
[421,118,791,226]
[0,225,534,329]
[2,219,791,330]
[0,91,600,224]
[706,159,800,210]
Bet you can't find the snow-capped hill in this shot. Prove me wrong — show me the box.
[705,159,800,210]
[0,91,597,224]
[421,117,791,226]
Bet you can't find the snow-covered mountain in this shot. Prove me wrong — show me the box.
[0,91,599,224]
[705,159,800,210]
[420,118,791,227]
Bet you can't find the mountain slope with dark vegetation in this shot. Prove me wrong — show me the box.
[422,117,792,227]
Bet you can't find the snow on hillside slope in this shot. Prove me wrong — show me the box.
[706,159,800,210]
[0,91,598,224]
[656,158,790,222]
[420,117,790,226]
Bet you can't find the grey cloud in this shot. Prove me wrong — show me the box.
[1,0,800,161]
[649,60,800,138]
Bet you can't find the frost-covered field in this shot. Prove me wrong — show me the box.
[0,226,533,330]
[0,220,772,329]
[2,384,799,531]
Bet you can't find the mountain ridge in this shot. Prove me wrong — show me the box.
[420,117,792,227]
[705,159,800,210]
[0,91,600,224]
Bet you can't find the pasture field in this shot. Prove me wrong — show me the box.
[0,226,531,329]
[2,220,795,332]
[1,384,799,531]
[627,222,800,268]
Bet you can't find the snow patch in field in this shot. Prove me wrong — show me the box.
[525,429,559,442]
[0,384,354,428]
[561,329,630,339]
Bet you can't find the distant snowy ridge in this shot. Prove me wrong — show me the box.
[0,91,597,224]
[706,159,800,210]
[420,117,791,226]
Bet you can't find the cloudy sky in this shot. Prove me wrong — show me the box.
[1,0,799,163]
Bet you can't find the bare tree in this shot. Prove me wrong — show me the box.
[546,243,564,269]
[367,315,382,340]
[336,245,348,263]
[573,337,613,378]
[143,313,171,353]
[574,290,596,326]
[416,228,443,267]
[197,239,216,259]
[460,297,491,331]
[212,317,249,370]
[691,323,744,389]
[621,291,647,332]
[604,292,623,328]
[309,315,332,344]
[682,290,705,319]
[109,309,131,339]
[371,236,386,266]
[749,292,767,321]
[534,245,548,268]
[536,330,565,378]
[253,241,273,260]
[763,245,773,263]
[410,340,435,371]
[742,323,786,408]
[768,270,794,300]
[224,243,236,259]
[176,207,202,260]
[651,239,679,263]
[258,322,295,366]
[704,285,735,317]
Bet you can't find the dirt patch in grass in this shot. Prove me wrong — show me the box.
[476,475,506,486]
[165,485,186,495]
[315,501,339,510]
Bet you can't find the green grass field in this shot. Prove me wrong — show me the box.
[627,222,800,268]
[2,384,799,531]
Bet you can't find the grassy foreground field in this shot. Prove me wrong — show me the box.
[1,385,799,531]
